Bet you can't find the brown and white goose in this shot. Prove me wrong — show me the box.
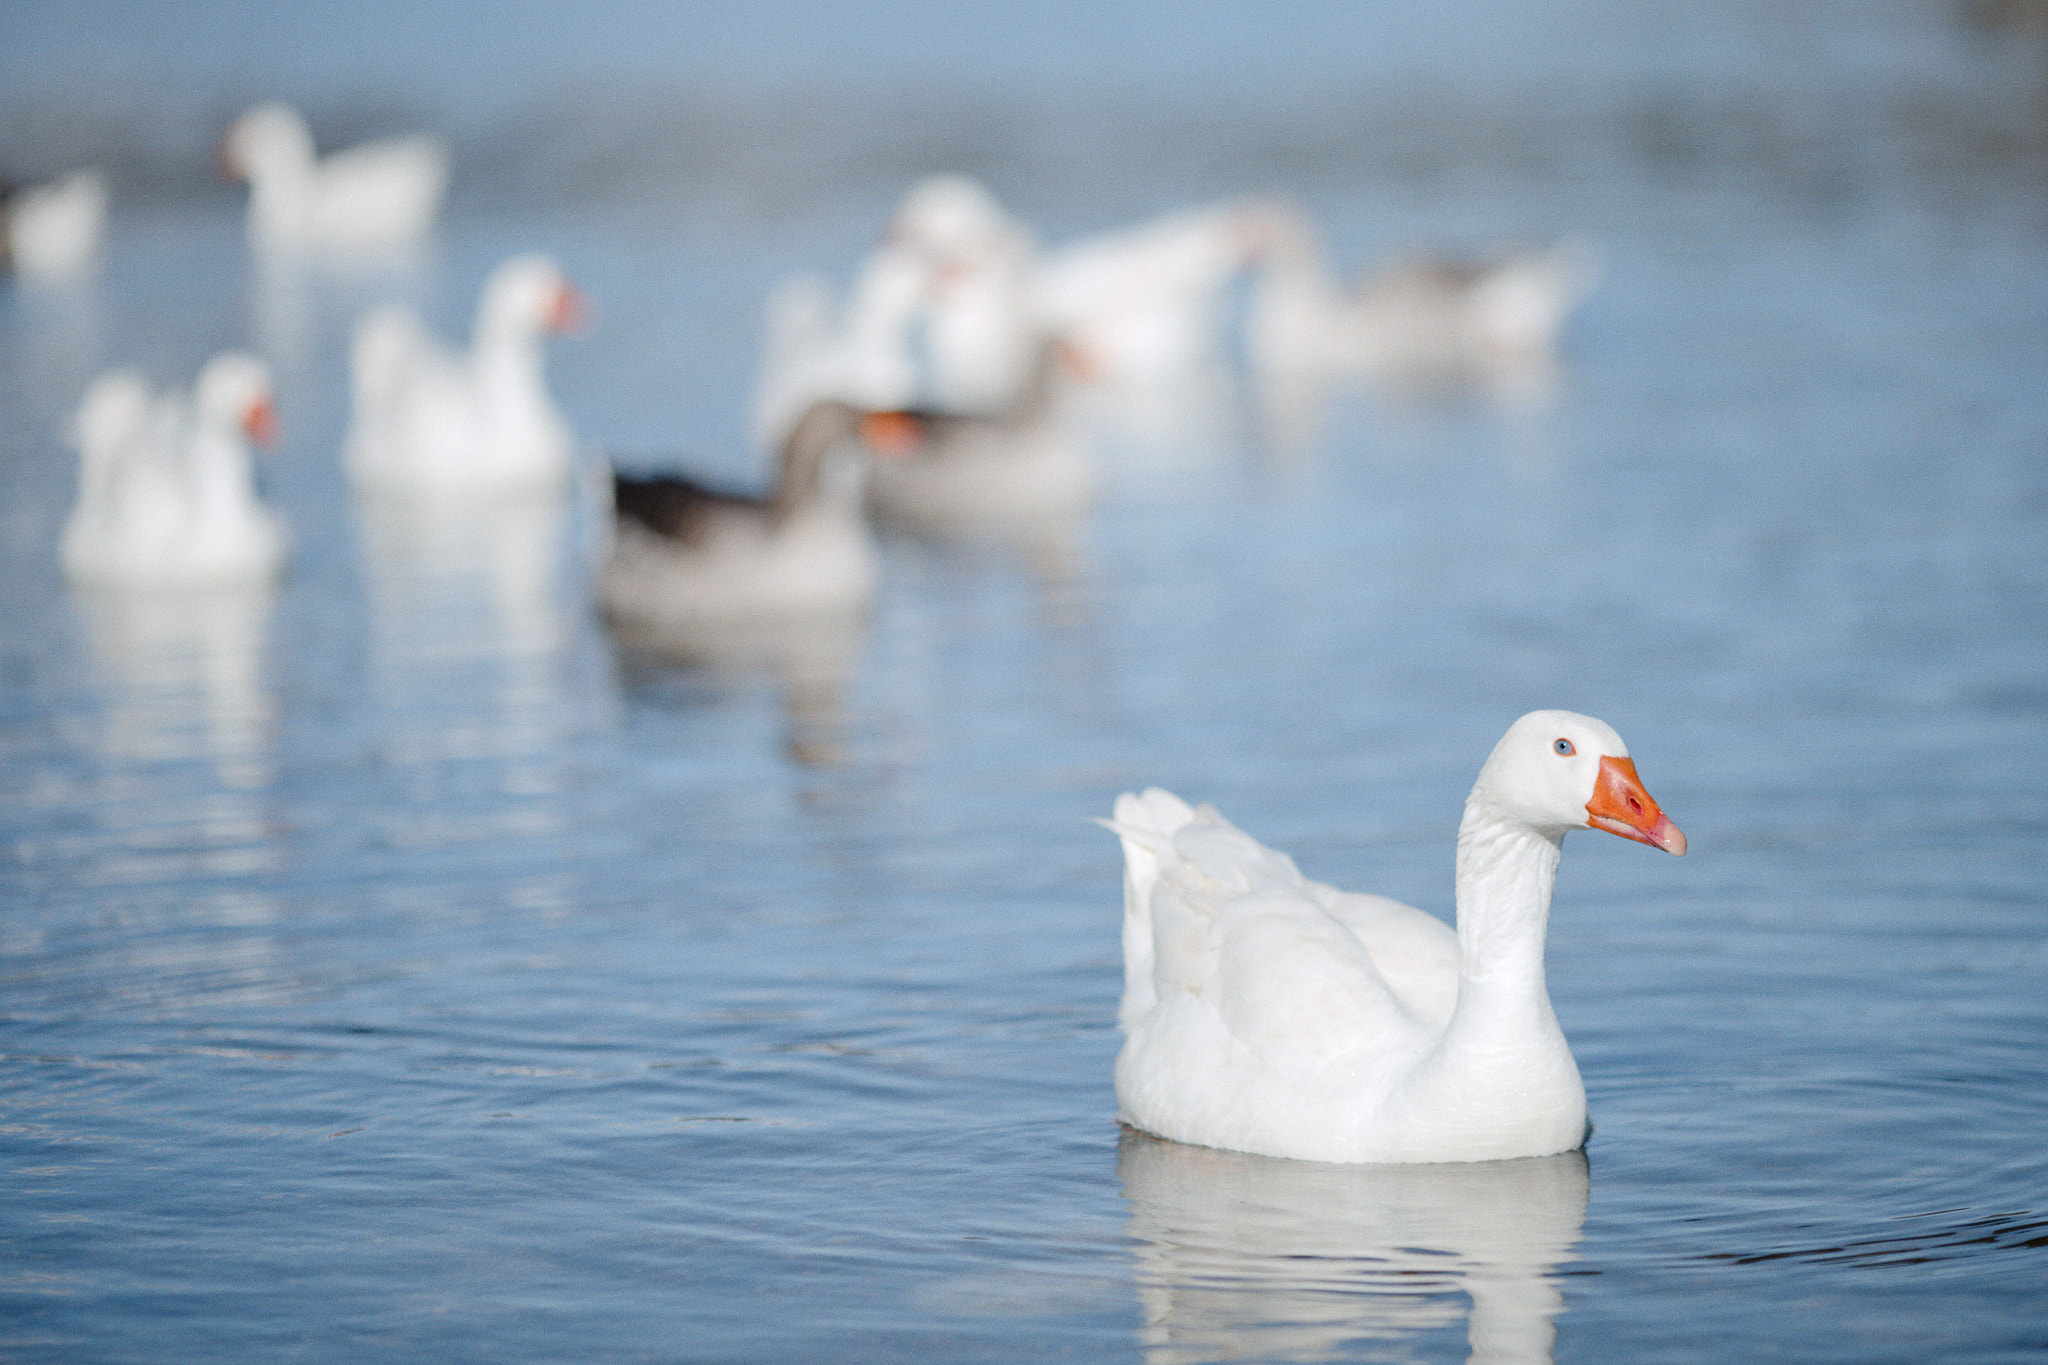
[599,400,908,626]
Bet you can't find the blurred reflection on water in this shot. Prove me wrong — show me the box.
[78,583,276,791]
[53,584,287,1011]
[1121,1132,1587,1365]
[356,492,577,794]
[611,611,869,768]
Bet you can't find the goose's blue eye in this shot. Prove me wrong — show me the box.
[1554,738,1575,756]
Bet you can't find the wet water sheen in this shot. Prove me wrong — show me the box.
[4,3,2047,1361]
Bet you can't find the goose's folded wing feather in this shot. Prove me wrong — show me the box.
[1146,808,1430,1071]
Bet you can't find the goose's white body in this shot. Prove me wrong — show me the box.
[886,176,1042,414]
[343,254,580,496]
[602,495,878,625]
[1252,222,1602,379]
[1035,199,1290,391]
[61,355,287,588]
[1108,711,1684,1165]
[6,168,109,279]
[221,103,448,254]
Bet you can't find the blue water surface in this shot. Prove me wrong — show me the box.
[3,3,2046,1361]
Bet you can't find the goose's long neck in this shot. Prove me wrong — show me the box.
[770,403,858,523]
[1454,803,1561,988]
[1442,800,1568,1061]
[474,317,550,421]
[185,419,253,516]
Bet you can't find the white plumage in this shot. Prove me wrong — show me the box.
[5,168,109,279]
[342,254,582,497]
[1108,711,1685,1164]
[61,354,288,588]
[220,102,448,255]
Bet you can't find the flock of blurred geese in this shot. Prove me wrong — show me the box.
[11,101,1600,649]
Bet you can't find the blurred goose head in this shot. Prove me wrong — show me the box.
[218,102,316,185]
[193,351,278,450]
[476,254,586,344]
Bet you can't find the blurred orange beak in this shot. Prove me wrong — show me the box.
[1056,339,1099,384]
[243,397,280,450]
[550,284,589,335]
[859,411,925,459]
[1586,755,1686,855]
[216,136,238,181]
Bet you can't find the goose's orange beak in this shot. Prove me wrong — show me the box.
[1586,755,1686,855]
[243,397,280,450]
[858,411,925,459]
[550,284,589,335]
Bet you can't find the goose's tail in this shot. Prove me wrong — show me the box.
[1100,788,1198,1030]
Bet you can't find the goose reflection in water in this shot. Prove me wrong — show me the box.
[1118,1130,1587,1365]
[608,611,868,769]
[70,583,288,1008]
[78,583,278,794]
[355,490,588,815]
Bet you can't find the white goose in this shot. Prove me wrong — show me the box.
[4,168,109,279]
[61,370,158,581]
[885,175,1042,414]
[61,354,287,588]
[220,102,449,254]
[1035,197,1296,391]
[1107,710,1685,1165]
[343,254,583,497]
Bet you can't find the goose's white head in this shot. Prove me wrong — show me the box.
[477,254,586,340]
[194,351,278,449]
[219,102,316,182]
[887,176,1037,288]
[1471,710,1686,855]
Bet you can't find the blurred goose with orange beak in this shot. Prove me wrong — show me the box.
[343,254,585,497]
[1106,710,1685,1164]
[599,399,912,628]
[61,352,287,587]
[219,102,448,255]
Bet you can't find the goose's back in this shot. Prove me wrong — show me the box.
[1111,793,1456,1157]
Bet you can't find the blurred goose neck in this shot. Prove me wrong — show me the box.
[770,401,860,523]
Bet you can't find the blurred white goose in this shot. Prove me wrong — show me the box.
[343,254,583,496]
[219,102,448,254]
[885,175,1042,413]
[61,370,158,580]
[1036,197,1296,391]
[600,400,903,626]
[1107,710,1686,1165]
[1252,218,1602,378]
[4,168,109,279]
[61,353,287,587]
